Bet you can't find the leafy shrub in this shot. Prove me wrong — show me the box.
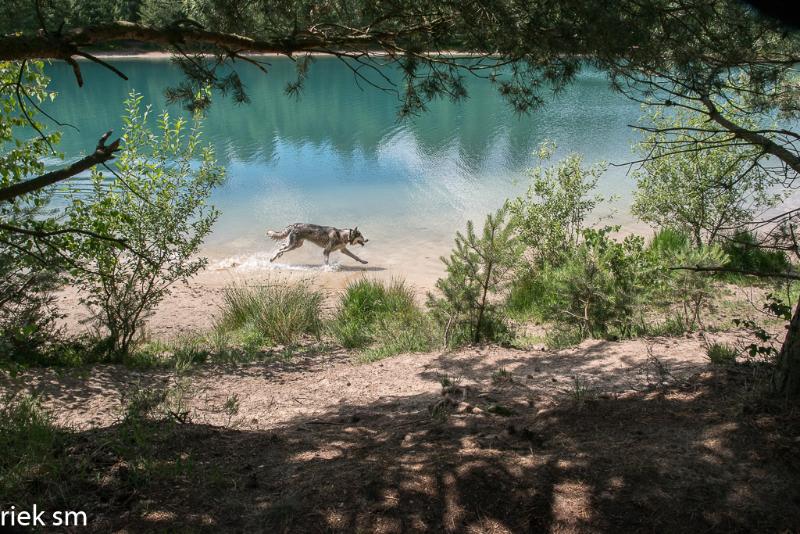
[632,108,784,248]
[67,92,224,357]
[707,342,738,365]
[510,141,607,266]
[215,281,323,347]
[331,278,435,359]
[428,205,522,346]
[0,249,70,367]
[0,62,67,366]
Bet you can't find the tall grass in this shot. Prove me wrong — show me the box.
[506,267,557,321]
[330,278,436,360]
[0,394,69,504]
[215,281,323,347]
[707,342,738,365]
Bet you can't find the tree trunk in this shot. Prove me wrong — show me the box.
[475,258,494,344]
[772,292,800,399]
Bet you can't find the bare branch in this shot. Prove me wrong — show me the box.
[0,222,127,247]
[0,132,120,203]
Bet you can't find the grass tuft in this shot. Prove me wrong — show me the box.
[544,326,585,350]
[707,342,738,365]
[215,280,323,347]
[331,278,436,361]
[0,393,69,504]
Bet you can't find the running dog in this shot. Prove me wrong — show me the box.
[267,223,369,265]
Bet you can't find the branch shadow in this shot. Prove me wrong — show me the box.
[29,366,800,533]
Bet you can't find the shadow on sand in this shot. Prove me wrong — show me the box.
[18,357,800,533]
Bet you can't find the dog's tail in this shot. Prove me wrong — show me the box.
[266,226,292,240]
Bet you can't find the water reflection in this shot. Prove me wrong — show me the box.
[42,57,642,262]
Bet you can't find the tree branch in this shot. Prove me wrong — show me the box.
[0,20,415,62]
[0,223,127,247]
[700,96,800,175]
[0,131,120,203]
[669,265,800,280]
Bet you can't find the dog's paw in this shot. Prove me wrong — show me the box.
[361,260,368,264]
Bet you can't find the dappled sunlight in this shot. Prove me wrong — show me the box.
[3,362,799,532]
[3,338,799,531]
[698,422,740,463]
[552,481,594,528]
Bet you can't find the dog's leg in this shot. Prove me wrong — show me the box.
[323,247,331,265]
[270,235,303,262]
[270,240,286,262]
[341,247,368,264]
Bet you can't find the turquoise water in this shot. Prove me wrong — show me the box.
[43,57,643,275]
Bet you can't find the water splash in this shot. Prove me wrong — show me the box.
[212,252,342,273]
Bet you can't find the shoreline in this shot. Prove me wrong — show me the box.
[56,219,653,340]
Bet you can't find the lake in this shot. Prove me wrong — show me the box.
[43,57,645,285]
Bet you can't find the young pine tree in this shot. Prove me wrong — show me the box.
[428,204,522,346]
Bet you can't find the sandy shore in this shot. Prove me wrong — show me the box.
[57,250,446,339]
[57,220,656,339]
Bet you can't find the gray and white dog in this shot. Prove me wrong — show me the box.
[267,223,369,265]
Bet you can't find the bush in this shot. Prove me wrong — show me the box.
[707,342,738,365]
[331,278,435,359]
[67,92,224,357]
[721,230,791,277]
[0,249,68,367]
[534,227,651,340]
[510,141,607,266]
[428,205,522,346]
[215,281,323,347]
[632,108,784,248]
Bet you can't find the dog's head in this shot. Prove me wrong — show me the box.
[349,227,368,246]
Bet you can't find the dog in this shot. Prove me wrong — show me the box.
[267,223,369,265]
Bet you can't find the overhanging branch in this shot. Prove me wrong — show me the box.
[700,96,800,176]
[0,131,120,203]
[0,222,127,247]
[0,20,413,63]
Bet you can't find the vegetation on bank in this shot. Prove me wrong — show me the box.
[0,3,797,388]
[2,136,795,373]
